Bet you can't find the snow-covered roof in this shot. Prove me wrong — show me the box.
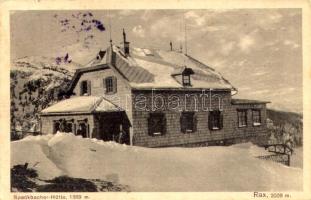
[84,50,108,68]
[41,96,122,114]
[111,45,235,90]
[66,45,236,94]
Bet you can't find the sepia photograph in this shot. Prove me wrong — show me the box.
[1,1,309,198]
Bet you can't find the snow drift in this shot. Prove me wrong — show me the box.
[11,133,302,191]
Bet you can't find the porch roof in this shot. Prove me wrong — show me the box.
[231,98,270,105]
[41,96,122,114]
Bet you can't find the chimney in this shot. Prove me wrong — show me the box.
[170,41,173,51]
[123,28,130,57]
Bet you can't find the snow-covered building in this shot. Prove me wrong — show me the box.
[40,30,270,147]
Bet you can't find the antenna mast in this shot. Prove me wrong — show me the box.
[184,14,187,55]
[108,10,112,45]
[179,17,183,53]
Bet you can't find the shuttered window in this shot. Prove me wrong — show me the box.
[104,76,117,94]
[180,112,197,133]
[208,110,223,130]
[148,113,166,136]
[53,121,60,134]
[237,109,247,127]
[252,109,261,126]
[80,80,91,96]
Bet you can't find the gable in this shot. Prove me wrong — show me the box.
[72,66,122,96]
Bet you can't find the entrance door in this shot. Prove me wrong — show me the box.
[98,112,130,144]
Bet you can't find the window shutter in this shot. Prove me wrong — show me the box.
[208,112,213,130]
[219,112,223,130]
[80,82,83,96]
[180,114,186,133]
[73,123,76,135]
[112,76,117,93]
[161,115,167,135]
[147,116,153,136]
[103,78,106,89]
[193,113,197,132]
[87,81,91,95]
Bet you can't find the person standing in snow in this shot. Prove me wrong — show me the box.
[118,124,126,144]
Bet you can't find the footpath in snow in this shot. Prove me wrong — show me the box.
[11,133,303,192]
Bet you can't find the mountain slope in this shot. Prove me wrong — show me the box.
[10,56,81,135]
[266,109,303,146]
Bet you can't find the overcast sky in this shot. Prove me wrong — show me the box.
[10,9,302,112]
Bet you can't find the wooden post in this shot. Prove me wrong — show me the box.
[129,127,133,146]
[287,154,290,166]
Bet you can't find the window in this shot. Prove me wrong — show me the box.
[252,109,261,126]
[180,112,197,133]
[53,121,60,134]
[104,76,117,94]
[77,121,89,138]
[64,123,72,133]
[237,110,247,127]
[80,80,91,96]
[208,110,223,130]
[182,74,191,86]
[148,113,166,136]
[64,119,75,133]
[180,67,194,86]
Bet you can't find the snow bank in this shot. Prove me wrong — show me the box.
[11,133,302,191]
[11,134,64,180]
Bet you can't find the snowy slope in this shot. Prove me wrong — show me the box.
[11,133,302,191]
[10,56,81,133]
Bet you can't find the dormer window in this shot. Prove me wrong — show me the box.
[182,74,191,86]
[171,67,195,87]
[182,67,194,86]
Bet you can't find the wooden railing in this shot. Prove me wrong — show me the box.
[257,144,293,166]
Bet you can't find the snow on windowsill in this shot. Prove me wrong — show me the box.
[253,122,261,126]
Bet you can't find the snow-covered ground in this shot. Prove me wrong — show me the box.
[11,133,302,191]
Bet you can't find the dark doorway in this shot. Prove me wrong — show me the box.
[98,112,130,145]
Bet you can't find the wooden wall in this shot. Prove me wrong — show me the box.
[40,114,95,137]
[131,90,268,147]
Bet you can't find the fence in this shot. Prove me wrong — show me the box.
[257,144,293,166]
[11,130,42,141]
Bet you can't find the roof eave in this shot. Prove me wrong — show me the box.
[40,111,93,116]
[231,100,271,105]
[131,87,233,91]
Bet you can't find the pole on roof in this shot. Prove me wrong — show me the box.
[108,10,112,46]
[179,17,183,53]
[184,13,187,56]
